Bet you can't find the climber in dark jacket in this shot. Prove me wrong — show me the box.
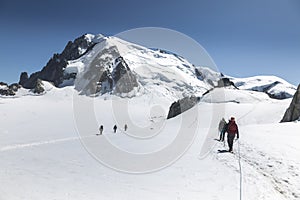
[113,125,117,133]
[218,118,227,142]
[99,125,103,135]
[226,117,239,152]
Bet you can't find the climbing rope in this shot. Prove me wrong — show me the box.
[237,139,242,200]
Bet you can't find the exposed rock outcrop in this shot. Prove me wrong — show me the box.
[19,34,99,89]
[75,45,119,95]
[97,69,113,94]
[217,78,238,89]
[0,89,14,96]
[19,72,29,86]
[75,44,139,96]
[0,83,21,96]
[9,83,21,92]
[246,81,292,100]
[167,96,199,119]
[112,57,139,94]
[267,91,292,100]
[0,82,8,87]
[31,79,45,94]
[234,79,294,100]
[281,84,300,122]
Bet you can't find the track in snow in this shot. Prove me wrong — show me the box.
[239,142,300,200]
[215,139,300,200]
[0,135,94,152]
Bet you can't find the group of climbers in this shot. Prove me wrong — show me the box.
[97,124,128,135]
[218,117,239,152]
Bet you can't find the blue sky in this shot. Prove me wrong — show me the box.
[0,0,299,85]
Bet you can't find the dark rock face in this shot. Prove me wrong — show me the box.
[22,72,40,89]
[0,89,15,96]
[0,82,8,86]
[76,45,119,95]
[9,83,21,92]
[195,68,218,87]
[217,78,238,88]
[281,84,300,122]
[75,45,139,96]
[112,57,138,94]
[19,34,98,89]
[0,83,21,96]
[97,69,113,94]
[235,80,293,100]
[19,72,29,85]
[252,81,292,100]
[267,91,292,100]
[60,35,93,61]
[167,96,199,119]
[195,68,203,80]
[31,79,45,94]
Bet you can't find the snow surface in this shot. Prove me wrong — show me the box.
[66,36,213,98]
[1,86,299,200]
[0,34,299,199]
[232,76,296,98]
[84,33,105,43]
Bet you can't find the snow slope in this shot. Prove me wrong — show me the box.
[1,86,299,200]
[66,36,211,99]
[0,34,299,199]
[232,75,296,99]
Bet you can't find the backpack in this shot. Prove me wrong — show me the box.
[227,122,237,134]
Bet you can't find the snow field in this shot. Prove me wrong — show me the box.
[1,87,299,199]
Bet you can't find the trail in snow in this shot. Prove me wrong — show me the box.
[239,142,300,200]
[214,138,300,200]
[0,135,94,152]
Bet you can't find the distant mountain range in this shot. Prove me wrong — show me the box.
[0,33,297,100]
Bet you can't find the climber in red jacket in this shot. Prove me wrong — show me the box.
[226,117,239,152]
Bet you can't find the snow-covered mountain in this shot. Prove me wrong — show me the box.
[1,33,296,101]
[68,35,212,99]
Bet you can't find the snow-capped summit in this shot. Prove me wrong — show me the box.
[0,33,296,101]
[69,36,213,99]
[84,33,105,44]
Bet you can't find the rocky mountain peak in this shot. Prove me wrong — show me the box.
[19,33,101,89]
[1,33,296,101]
[74,43,139,96]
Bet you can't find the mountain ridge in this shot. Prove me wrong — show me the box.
[0,33,297,100]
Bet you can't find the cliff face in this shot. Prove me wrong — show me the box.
[19,34,98,89]
[281,84,300,122]
[167,96,199,119]
[112,57,139,94]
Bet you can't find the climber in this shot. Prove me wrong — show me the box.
[98,125,103,135]
[226,117,239,152]
[113,125,117,133]
[218,118,227,142]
